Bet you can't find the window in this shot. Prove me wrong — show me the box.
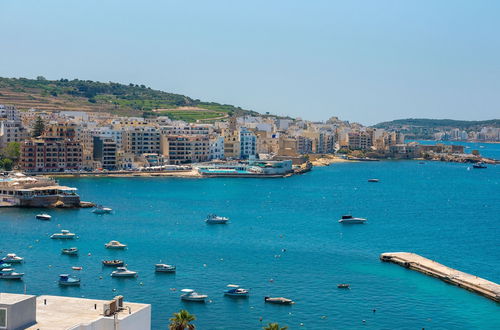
[0,308,6,328]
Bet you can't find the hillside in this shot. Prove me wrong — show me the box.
[0,77,258,121]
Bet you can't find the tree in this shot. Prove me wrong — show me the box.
[32,116,45,137]
[263,323,288,330]
[169,309,196,330]
[3,142,20,160]
[0,158,13,171]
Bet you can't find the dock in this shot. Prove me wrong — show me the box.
[380,252,500,302]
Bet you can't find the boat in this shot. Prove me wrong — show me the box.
[50,230,76,239]
[0,268,24,280]
[0,263,12,270]
[1,253,24,263]
[367,179,379,182]
[180,289,208,302]
[102,260,124,267]
[155,264,176,273]
[36,214,52,220]
[58,274,81,286]
[224,284,249,297]
[264,296,294,305]
[205,214,229,224]
[72,266,83,271]
[338,215,367,224]
[61,247,78,255]
[473,162,487,169]
[92,205,113,214]
[337,283,350,289]
[111,267,137,277]
[105,240,127,249]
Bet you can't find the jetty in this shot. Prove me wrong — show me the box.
[380,252,500,302]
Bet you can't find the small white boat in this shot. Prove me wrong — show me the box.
[0,268,24,280]
[51,230,76,239]
[58,274,81,286]
[36,214,52,220]
[0,263,12,270]
[72,266,83,271]
[155,263,176,273]
[337,283,350,289]
[1,253,24,263]
[473,162,487,169]
[338,215,367,224]
[105,240,127,249]
[264,296,294,305]
[205,214,229,224]
[180,289,208,302]
[367,179,379,182]
[111,267,137,277]
[224,284,249,297]
[93,205,113,214]
[61,247,78,255]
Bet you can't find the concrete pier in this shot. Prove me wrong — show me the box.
[380,252,500,302]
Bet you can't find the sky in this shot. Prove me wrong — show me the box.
[0,0,499,125]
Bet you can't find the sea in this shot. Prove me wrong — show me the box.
[1,142,499,329]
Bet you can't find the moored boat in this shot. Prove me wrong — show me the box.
[205,214,229,224]
[61,247,78,255]
[155,263,176,273]
[0,263,12,270]
[224,284,249,297]
[51,230,76,239]
[180,289,208,302]
[102,260,124,267]
[111,267,137,277]
[367,179,379,182]
[1,253,24,263]
[93,205,113,214]
[337,283,350,289]
[264,296,294,305]
[72,266,83,271]
[58,274,80,286]
[473,162,487,169]
[338,215,367,224]
[105,240,127,249]
[36,213,52,220]
[0,268,24,280]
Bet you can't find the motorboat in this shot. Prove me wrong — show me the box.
[338,215,367,224]
[102,260,124,267]
[180,289,208,302]
[72,266,83,271]
[264,296,294,305]
[473,162,487,169]
[111,267,137,277]
[224,284,249,297]
[1,253,24,263]
[205,214,229,224]
[36,213,52,220]
[61,247,78,255]
[58,274,81,286]
[0,268,24,280]
[155,264,176,273]
[50,230,76,239]
[0,263,12,270]
[105,240,127,249]
[367,179,379,182]
[337,283,350,289]
[93,205,113,214]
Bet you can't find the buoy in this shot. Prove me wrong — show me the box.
[88,253,91,256]
[140,282,144,286]
[112,288,116,292]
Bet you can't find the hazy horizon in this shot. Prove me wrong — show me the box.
[1,0,499,125]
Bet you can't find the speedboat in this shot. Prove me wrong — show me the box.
[224,284,249,297]
[264,296,294,305]
[338,215,367,224]
[367,179,379,182]
[36,214,52,220]
[473,162,487,169]
[180,289,208,302]
[51,230,76,239]
[1,253,24,263]
[72,266,83,271]
[0,263,12,270]
[102,260,124,267]
[155,264,176,273]
[205,214,229,224]
[0,268,24,280]
[111,267,137,277]
[337,283,350,289]
[61,247,78,255]
[58,274,80,286]
[105,240,127,249]
[93,205,113,214]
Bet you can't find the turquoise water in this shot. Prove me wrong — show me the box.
[410,140,500,160]
[1,161,499,329]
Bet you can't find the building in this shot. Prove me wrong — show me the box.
[20,137,83,172]
[348,131,373,150]
[122,126,160,155]
[0,105,26,149]
[223,131,240,159]
[93,137,117,170]
[239,127,257,159]
[161,135,210,164]
[0,293,151,330]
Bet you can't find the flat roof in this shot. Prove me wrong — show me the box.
[0,292,36,305]
[26,295,150,330]
[28,186,77,191]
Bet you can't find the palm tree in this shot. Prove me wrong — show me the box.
[263,323,288,330]
[169,309,196,330]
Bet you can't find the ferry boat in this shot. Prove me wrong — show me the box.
[36,214,52,220]
[338,215,367,224]
[155,264,176,273]
[102,260,124,267]
[180,289,208,302]
[205,214,229,224]
[105,240,127,249]
[51,230,76,239]
[264,296,294,305]
[0,268,24,280]
[58,274,80,286]
[61,247,78,255]
[92,205,113,214]
[473,162,487,169]
[224,284,249,297]
[1,253,24,263]
[111,267,137,277]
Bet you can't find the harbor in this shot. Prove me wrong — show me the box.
[380,252,500,302]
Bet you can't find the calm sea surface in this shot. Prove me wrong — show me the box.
[1,157,499,329]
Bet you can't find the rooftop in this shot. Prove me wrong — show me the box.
[0,292,35,305]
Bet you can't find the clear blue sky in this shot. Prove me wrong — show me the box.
[1,0,499,125]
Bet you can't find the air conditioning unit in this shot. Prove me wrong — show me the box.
[103,300,118,316]
[114,295,124,308]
